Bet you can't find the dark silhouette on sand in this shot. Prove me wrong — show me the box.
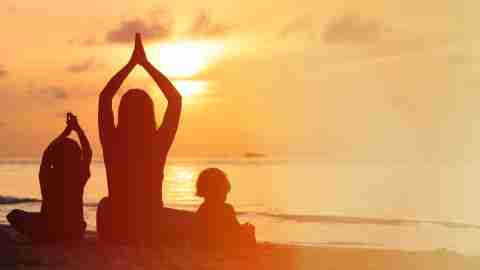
[96,33,192,246]
[192,168,256,251]
[7,113,91,242]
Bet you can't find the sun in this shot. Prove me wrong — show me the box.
[147,40,224,79]
[150,80,208,99]
[172,80,208,98]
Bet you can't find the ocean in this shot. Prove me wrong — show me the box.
[0,158,479,255]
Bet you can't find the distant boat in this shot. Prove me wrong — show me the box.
[244,152,267,158]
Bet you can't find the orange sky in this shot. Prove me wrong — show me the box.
[0,0,477,160]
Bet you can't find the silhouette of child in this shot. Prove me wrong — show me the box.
[192,168,256,252]
[7,113,92,243]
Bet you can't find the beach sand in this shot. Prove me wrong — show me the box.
[0,224,479,270]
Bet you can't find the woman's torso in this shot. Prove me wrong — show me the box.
[104,133,167,219]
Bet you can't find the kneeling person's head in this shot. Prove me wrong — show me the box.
[196,168,231,203]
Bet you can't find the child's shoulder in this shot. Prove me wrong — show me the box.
[198,202,235,212]
[221,203,236,218]
[223,203,235,211]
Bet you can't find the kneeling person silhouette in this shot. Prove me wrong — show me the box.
[7,113,92,243]
[192,168,256,252]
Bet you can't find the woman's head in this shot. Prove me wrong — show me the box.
[118,89,156,138]
[196,168,231,202]
[51,138,82,169]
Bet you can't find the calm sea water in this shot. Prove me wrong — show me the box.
[0,158,479,255]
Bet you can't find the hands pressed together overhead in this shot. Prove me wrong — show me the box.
[66,112,81,133]
[128,33,149,67]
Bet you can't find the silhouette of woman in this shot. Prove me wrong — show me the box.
[97,33,192,246]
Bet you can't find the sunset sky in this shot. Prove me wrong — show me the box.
[0,0,477,160]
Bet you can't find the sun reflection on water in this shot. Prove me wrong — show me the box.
[163,165,201,206]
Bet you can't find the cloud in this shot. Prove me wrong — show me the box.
[446,53,471,65]
[82,11,227,45]
[0,66,7,77]
[69,37,98,47]
[7,4,16,13]
[106,18,172,43]
[323,15,389,44]
[66,58,96,73]
[190,11,229,37]
[279,16,316,40]
[51,88,69,100]
[31,87,69,100]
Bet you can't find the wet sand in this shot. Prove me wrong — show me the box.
[0,224,478,270]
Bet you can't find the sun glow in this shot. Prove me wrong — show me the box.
[147,40,224,79]
[173,80,208,97]
[150,80,208,100]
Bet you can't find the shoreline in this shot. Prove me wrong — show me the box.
[1,225,479,270]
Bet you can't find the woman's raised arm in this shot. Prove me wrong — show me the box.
[98,60,135,151]
[135,33,182,152]
[143,60,182,152]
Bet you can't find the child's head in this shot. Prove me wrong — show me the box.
[51,138,82,169]
[196,168,231,203]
